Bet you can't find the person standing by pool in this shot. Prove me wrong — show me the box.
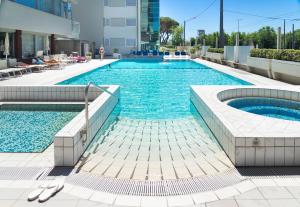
[100,47,105,60]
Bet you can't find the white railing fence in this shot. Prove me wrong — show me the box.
[223,46,254,64]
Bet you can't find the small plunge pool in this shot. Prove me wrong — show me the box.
[0,104,83,153]
[227,97,300,122]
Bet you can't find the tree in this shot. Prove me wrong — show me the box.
[190,37,196,46]
[286,29,300,49]
[257,27,277,49]
[160,17,179,45]
[172,26,184,46]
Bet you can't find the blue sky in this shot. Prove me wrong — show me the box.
[160,0,300,39]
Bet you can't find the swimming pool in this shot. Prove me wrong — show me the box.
[228,97,300,122]
[61,59,250,119]
[0,104,82,153]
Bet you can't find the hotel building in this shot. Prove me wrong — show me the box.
[72,0,160,55]
[0,0,160,58]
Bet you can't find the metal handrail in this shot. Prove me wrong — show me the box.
[81,82,117,144]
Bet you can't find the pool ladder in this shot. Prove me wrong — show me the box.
[80,82,117,144]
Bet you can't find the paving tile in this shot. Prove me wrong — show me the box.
[268,199,300,207]
[191,191,218,204]
[233,180,256,193]
[167,195,194,207]
[214,186,240,199]
[252,179,277,187]
[234,189,264,200]
[140,196,168,207]
[114,195,141,207]
[286,187,300,198]
[0,188,26,199]
[206,199,238,207]
[43,200,79,207]
[89,191,116,205]
[236,199,270,207]
[0,200,16,207]
[76,200,109,207]
[68,186,94,199]
[258,187,293,199]
[273,178,300,187]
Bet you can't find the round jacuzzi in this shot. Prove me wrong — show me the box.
[227,97,300,122]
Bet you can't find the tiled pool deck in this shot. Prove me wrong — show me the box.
[0,59,300,206]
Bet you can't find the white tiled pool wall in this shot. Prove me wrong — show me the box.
[191,86,300,167]
[191,89,236,164]
[0,86,100,102]
[54,85,120,166]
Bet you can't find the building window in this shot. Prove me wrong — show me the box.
[126,39,136,47]
[35,35,45,53]
[104,18,110,26]
[14,0,36,9]
[22,33,35,58]
[126,18,136,26]
[110,18,126,27]
[109,0,125,7]
[104,39,110,47]
[104,0,108,6]
[126,0,136,6]
[110,38,125,48]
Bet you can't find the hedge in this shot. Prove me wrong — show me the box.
[250,49,300,62]
[207,48,224,54]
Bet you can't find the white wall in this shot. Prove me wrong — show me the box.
[104,5,138,54]
[72,0,104,48]
[0,0,78,38]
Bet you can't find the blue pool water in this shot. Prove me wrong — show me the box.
[61,59,250,119]
[228,97,300,122]
[0,104,82,152]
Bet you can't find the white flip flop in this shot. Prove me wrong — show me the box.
[27,183,56,201]
[38,180,64,203]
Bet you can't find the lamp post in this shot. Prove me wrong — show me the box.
[292,24,295,49]
[236,19,241,47]
[183,20,186,46]
[283,19,286,49]
[219,0,224,48]
[291,19,300,49]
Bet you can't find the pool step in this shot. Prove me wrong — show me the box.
[77,117,234,181]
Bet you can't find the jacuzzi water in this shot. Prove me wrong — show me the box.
[61,59,250,119]
[0,104,82,152]
[228,97,300,122]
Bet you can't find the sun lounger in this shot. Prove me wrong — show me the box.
[153,50,158,56]
[137,51,142,56]
[174,51,181,59]
[142,51,148,56]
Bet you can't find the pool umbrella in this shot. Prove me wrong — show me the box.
[45,36,50,55]
[4,33,9,60]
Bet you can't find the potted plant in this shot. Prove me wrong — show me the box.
[112,48,121,59]
[247,49,273,78]
[85,52,92,61]
[206,48,224,63]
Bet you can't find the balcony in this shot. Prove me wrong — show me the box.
[0,0,80,39]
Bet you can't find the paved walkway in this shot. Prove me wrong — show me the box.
[0,59,117,86]
[77,117,233,181]
[2,178,300,206]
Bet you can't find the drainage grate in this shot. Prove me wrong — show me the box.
[0,167,45,180]
[39,168,244,196]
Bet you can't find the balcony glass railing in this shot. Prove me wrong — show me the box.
[9,0,73,19]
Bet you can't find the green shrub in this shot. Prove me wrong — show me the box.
[112,48,119,53]
[190,47,196,54]
[208,48,224,54]
[250,49,300,62]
